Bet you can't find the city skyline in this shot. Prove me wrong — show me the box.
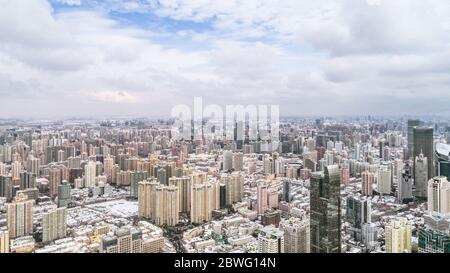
[2,0,450,118]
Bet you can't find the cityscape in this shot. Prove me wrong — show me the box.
[1,0,450,257]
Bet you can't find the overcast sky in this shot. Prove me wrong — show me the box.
[1,0,450,118]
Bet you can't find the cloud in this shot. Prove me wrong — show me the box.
[1,0,450,118]
[89,91,139,103]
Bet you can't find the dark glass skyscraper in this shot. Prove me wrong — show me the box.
[407,120,422,159]
[310,165,341,253]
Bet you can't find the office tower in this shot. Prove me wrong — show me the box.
[84,161,96,188]
[407,119,421,159]
[257,226,285,253]
[398,165,414,204]
[346,195,371,229]
[427,176,450,214]
[257,181,268,215]
[385,218,412,253]
[7,193,33,239]
[169,176,191,213]
[282,179,290,202]
[191,182,219,224]
[413,127,434,181]
[0,230,9,253]
[361,171,374,197]
[101,227,142,253]
[222,150,233,171]
[48,166,62,197]
[418,228,450,253]
[20,171,36,190]
[0,175,13,202]
[138,179,159,219]
[280,218,310,253]
[415,153,429,198]
[26,155,40,175]
[435,143,450,181]
[42,207,67,243]
[232,152,244,171]
[155,185,179,226]
[221,172,244,206]
[341,167,349,187]
[362,223,377,251]
[310,165,341,253]
[377,166,392,195]
[57,180,71,208]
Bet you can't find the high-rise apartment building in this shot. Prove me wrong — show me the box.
[427,176,450,215]
[257,226,285,253]
[280,218,310,253]
[155,185,179,226]
[191,182,220,224]
[385,218,412,253]
[0,230,9,253]
[84,161,97,188]
[7,193,33,239]
[221,172,244,206]
[361,171,374,197]
[257,181,268,215]
[42,207,67,243]
[138,178,159,219]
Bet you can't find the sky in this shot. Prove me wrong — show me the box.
[1,0,450,118]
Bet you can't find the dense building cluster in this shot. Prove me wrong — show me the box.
[0,117,450,253]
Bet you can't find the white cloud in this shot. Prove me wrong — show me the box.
[1,0,450,118]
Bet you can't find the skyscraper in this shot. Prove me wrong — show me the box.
[407,119,421,159]
[346,195,371,229]
[221,172,244,206]
[418,228,450,253]
[280,218,310,253]
[169,176,191,213]
[427,176,450,215]
[257,181,268,215]
[0,230,9,253]
[42,207,67,243]
[7,193,33,239]
[57,180,71,208]
[190,181,220,224]
[361,171,374,197]
[155,185,180,226]
[385,218,412,253]
[257,226,285,253]
[310,165,341,253]
[413,127,434,182]
[435,143,450,181]
[0,175,13,202]
[84,161,96,188]
[415,153,429,198]
[377,166,392,195]
[138,178,159,219]
[222,150,233,171]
